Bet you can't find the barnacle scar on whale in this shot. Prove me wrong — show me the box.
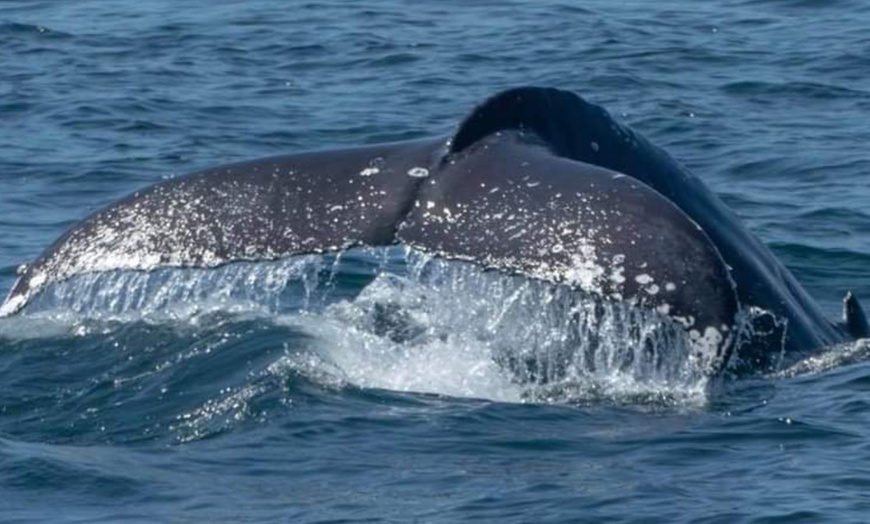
[3,87,866,374]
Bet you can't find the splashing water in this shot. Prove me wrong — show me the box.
[2,247,717,406]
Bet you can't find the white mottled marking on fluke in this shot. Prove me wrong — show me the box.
[635,273,654,285]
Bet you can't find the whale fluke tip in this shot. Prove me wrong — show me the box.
[843,291,870,339]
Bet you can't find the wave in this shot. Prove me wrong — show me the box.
[0,22,74,40]
[721,80,869,101]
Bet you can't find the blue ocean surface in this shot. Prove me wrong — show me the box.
[3,1,870,522]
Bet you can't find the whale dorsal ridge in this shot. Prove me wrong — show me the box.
[449,86,611,159]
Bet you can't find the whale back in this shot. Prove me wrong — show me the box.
[446,87,850,359]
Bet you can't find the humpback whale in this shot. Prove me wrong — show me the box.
[2,87,865,374]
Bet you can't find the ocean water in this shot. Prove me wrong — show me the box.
[3,0,870,522]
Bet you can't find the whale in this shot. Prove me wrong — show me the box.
[2,87,865,374]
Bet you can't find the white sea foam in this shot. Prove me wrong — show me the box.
[1,247,719,406]
[774,339,870,378]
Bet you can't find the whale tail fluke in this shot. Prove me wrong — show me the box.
[843,291,870,339]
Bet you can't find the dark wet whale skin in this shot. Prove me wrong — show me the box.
[2,87,857,372]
